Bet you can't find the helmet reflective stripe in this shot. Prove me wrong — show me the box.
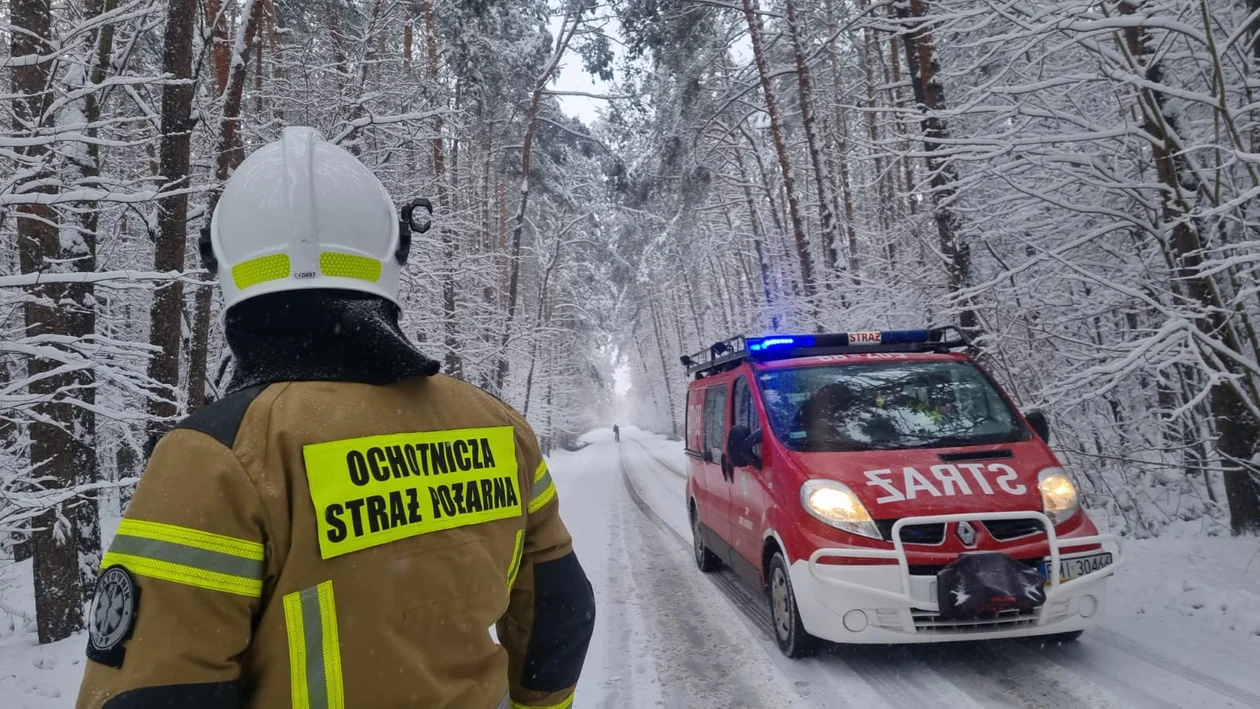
[209,126,401,310]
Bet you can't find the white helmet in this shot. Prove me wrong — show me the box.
[202,127,423,310]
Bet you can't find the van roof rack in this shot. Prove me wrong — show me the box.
[678,326,969,379]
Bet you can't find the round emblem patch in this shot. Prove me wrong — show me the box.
[88,566,138,662]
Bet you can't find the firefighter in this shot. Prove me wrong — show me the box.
[76,127,595,709]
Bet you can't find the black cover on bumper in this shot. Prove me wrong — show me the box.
[936,552,1046,619]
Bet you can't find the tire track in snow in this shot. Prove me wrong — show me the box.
[624,437,687,480]
[1091,629,1260,707]
[619,440,972,708]
[615,447,809,708]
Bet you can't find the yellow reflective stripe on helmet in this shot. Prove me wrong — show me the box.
[527,461,556,514]
[510,693,574,709]
[285,581,345,709]
[232,253,291,289]
[507,529,525,589]
[319,252,382,282]
[101,518,265,597]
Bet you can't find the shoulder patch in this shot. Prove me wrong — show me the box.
[175,384,268,448]
[87,566,139,668]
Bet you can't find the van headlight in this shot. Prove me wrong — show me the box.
[1038,467,1079,525]
[800,480,882,540]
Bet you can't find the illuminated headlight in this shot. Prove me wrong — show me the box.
[1038,467,1079,525]
[800,480,882,540]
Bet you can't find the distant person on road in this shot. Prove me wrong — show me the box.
[613,424,620,442]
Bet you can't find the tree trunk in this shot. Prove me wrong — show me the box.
[188,0,265,412]
[887,15,918,218]
[1119,1,1260,534]
[522,245,559,417]
[741,0,818,327]
[12,0,85,643]
[263,0,285,121]
[784,0,839,280]
[860,5,890,240]
[897,0,977,335]
[203,0,231,95]
[824,0,861,280]
[424,0,461,377]
[145,0,199,453]
[648,298,679,438]
[66,0,120,603]
[494,12,580,395]
[732,148,776,326]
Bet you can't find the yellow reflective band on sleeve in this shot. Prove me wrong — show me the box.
[232,253,291,289]
[285,581,345,709]
[319,252,382,282]
[102,518,265,597]
[113,519,265,559]
[510,693,574,709]
[303,426,522,559]
[527,461,556,514]
[507,529,525,589]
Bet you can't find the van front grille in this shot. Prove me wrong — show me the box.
[912,607,1039,633]
[983,519,1045,540]
[876,520,945,545]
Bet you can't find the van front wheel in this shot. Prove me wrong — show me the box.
[767,552,819,658]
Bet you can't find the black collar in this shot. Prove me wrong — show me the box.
[223,290,439,393]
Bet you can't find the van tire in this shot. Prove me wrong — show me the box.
[691,505,722,572]
[767,551,818,658]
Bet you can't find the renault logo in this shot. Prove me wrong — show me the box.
[956,520,977,547]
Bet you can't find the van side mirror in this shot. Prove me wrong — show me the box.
[1026,409,1050,442]
[727,425,763,468]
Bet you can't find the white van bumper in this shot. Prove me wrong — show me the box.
[791,511,1122,644]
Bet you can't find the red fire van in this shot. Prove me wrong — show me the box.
[681,328,1120,657]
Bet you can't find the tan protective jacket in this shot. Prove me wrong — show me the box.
[76,374,594,709]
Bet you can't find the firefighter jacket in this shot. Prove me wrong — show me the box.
[76,293,596,709]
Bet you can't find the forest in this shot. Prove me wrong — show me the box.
[3,0,1260,647]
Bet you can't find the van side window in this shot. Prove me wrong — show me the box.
[703,386,728,461]
[732,377,755,430]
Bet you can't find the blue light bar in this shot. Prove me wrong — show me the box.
[747,335,815,352]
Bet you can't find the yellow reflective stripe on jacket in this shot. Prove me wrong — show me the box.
[101,518,265,597]
[509,693,574,709]
[528,460,556,514]
[507,529,526,589]
[284,581,345,709]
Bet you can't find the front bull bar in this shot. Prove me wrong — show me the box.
[806,510,1123,618]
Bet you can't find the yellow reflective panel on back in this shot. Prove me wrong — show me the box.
[303,426,521,559]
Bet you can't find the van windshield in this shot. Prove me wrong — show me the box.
[756,360,1029,452]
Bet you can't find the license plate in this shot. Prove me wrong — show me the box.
[1038,552,1113,585]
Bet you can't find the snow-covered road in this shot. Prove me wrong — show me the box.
[2,427,1259,707]
[555,428,1260,709]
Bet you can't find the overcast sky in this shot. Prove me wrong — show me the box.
[548,14,619,125]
